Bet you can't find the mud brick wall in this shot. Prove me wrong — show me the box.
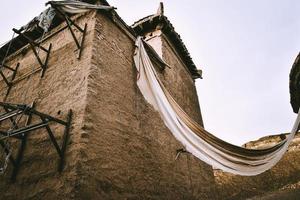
[145,31,203,126]
[160,35,204,125]
[77,11,216,200]
[0,9,217,200]
[214,134,300,200]
[0,11,97,200]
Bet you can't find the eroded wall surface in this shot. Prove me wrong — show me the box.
[2,6,297,200]
[78,11,216,200]
[0,12,96,200]
[0,10,217,200]
[3,7,298,200]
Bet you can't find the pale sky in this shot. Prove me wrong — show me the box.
[1,1,300,145]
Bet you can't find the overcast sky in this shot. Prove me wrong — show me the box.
[1,1,300,145]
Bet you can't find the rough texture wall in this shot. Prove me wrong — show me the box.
[4,7,298,200]
[160,34,203,125]
[214,133,300,200]
[1,8,216,200]
[77,11,217,200]
[145,30,203,125]
[0,12,96,200]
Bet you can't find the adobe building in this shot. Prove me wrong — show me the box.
[0,1,299,200]
[0,1,216,199]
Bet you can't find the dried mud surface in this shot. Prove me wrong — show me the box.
[215,134,300,200]
[0,11,217,200]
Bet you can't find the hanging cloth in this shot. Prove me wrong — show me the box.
[47,0,115,14]
[38,7,56,32]
[133,36,300,176]
[21,7,56,32]
[20,1,115,32]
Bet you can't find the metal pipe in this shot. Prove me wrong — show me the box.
[0,122,48,141]
[0,109,22,122]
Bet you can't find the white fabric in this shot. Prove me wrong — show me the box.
[133,36,300,176]
[38,7,56,32]
[20,1,115,32]
[48,0,115,14]
[21,7,56,32]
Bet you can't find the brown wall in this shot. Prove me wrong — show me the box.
[160,34,203,125]
[0,12,96,200]
[0,9,216,200]
[73,11,216,199]
[2,6,298,200]
[144,31,203,125]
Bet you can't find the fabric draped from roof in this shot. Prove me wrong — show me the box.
[133,36,300,176]
[21,7,56,32]
[21,1,115,33]
[47,0,115,14]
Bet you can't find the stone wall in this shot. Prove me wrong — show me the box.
[214,133,300,200]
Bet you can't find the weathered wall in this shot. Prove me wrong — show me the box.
[3,7,299,200]
[160,33,203,125]
[2,5,298,200]
[0,12,96,200]
[145,31,203,125]
[0,8,217,200]
[214,133,300,200]
[75,11,216,200]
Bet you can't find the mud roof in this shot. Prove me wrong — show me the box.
[289,52,300,113]
[132,3,202,79]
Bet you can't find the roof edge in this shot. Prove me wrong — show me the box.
[131,4,202,79]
